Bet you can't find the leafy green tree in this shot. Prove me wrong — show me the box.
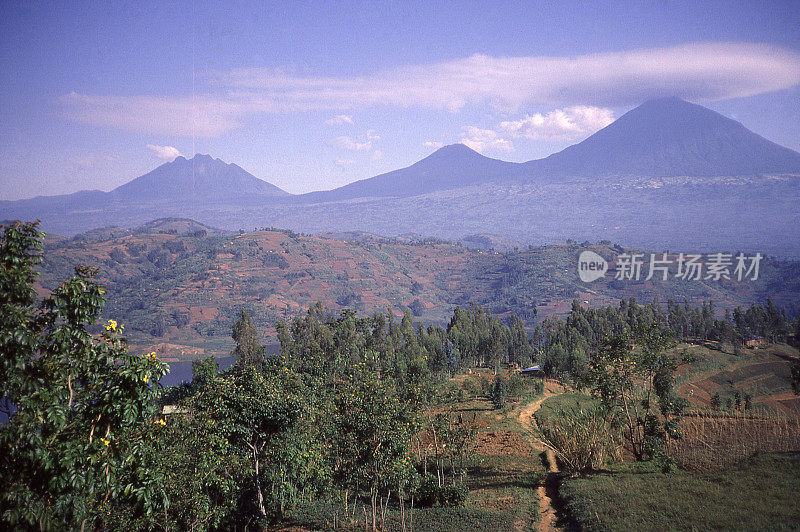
[191,355,219,388]
[508,314,534,367]
[194,362,326,519]
[0,221,169,529]
[335,364,418,531]
[490,375,507,409]
[586,325,685,461]
[231,309,264,366]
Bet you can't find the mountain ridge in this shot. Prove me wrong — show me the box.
[523,97,800,178]
[110,154,289,202]
[2,98,799,254]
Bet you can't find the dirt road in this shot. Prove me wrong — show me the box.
[516,380,564,532]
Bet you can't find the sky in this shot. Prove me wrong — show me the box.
[1,0,799,200]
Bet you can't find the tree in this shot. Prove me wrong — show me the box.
[490,375,507,409]
[0,221,169,529]
[586,325,685,462]
[151,312,166,337]
[507,314,534,368]
[232,309,264,366]
[335,364,418,531]
[194,362,326,520]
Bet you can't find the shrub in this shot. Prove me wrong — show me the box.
[461,379,480,399]
[416,475,468,507]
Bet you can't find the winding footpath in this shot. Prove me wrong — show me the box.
[516,380,564,532]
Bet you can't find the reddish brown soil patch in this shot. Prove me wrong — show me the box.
[474,430,533,456]
[189,306,218,323]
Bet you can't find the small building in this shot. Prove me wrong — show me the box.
[745,336,765,349]
[519,365,543,376]
[161,404,189,416]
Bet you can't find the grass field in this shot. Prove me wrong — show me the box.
[560,452,800,531]
[674,342,800,417]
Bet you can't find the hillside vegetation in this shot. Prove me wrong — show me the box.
[36,219,800,360]
[4,221,800,531]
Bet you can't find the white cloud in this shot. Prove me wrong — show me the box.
[371,150,383,161]
[60,92,242,137]
[499,106,615,141]
[61,43,800,137]
[326,136,373,152]
[214,43,800,111]
[325,114,353,126]
[147,144,183,161]
[423,141,444,149]
[365,130,380,141]
[460,126,514,154]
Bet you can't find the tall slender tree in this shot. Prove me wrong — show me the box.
[232,309,264,366]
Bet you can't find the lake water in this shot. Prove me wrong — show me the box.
[160,356,236,387]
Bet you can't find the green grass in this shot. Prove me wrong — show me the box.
[671,342,755,388]
[561,452,800,531]
[534,392,597,427]
[289,453,544,531]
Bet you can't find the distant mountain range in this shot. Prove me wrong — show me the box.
[2,98,799,255]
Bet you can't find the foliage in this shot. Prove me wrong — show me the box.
[585,325,686,462]
[539,404,622,473]
[192,361,325,520]
[490,375,507,409]
[0,221,169,529]
[231,309,264,366]
[539,298,795,382]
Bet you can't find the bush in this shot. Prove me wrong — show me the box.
[409,299,425,317]
[461,379,480,399]
[417,475,468,507]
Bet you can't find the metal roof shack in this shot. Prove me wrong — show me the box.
[519,365,543,375]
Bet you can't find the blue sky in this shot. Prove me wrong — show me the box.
[1,0,799,199]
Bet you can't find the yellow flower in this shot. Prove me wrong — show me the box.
[142,375,149,383]
[105,319,117,331]
[154,418,166,426]
[100,438,110,447]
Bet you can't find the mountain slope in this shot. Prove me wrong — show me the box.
[111,154,289,202]
[525,97,800,178]
[36,225,800,358]
[300,143,522,201]
[2,98,799,248]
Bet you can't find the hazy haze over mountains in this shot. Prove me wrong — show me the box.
[2,98,799,255]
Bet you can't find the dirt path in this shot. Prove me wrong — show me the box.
[515,380,564,532]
